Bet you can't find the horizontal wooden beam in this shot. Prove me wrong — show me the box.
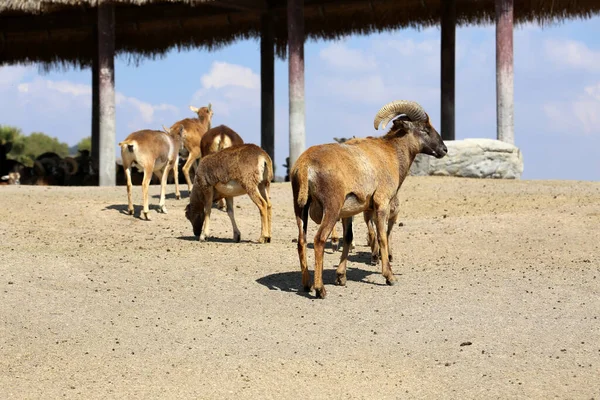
[211,0,268,11]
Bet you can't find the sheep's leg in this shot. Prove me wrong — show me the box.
[364,210,379,264]
[386,212,399,262]
[330,223,340,252]
[246,187,270,244]
[141,165,154,221]
[225,197,241,242]
[172,155,181,200]
[182,148,200,194]
[313,212,339,299]
[258,182,273,240]
[374,208,396,285]
[335,217,354,286]
[124,166,134,216]
[158,163,172,214]
[199,188,213,241]
[295,200,311,292]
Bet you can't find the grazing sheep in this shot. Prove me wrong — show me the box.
[119,125,184,220]
[200,124,245,211]
[185,144,273,244]
[168,104,214,194]
[291,100,447,299]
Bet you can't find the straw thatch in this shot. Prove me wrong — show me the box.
[1,0,599,69]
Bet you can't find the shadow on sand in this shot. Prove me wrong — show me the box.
[151,190,190,200]
[256,251,385,298]
[176,235,254,244]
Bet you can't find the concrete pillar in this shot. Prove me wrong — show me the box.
[261,11,275,169]
[97,4,116,186]
[496,0,514,144]
[91,35,100,175]
[287,0,305,171]
[441,0,456,141]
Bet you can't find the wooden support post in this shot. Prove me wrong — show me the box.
[260,11,275,169]
[496,0,514,144]
[287,0,305,171]
[97,4,116,186]
[441,0,456,141]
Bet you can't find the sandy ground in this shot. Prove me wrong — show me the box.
[1,177,599,399]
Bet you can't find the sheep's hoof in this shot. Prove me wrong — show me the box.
[385,277,397,286]
[388,254,394,262]
[199,234,207,242]
[315,287,327,299]
[331,239,339,252]
[175,194,181,200]
[371,254,379,265]
[258,236,271,244]
[303,285,313,293]
[335,274,347,286]
[233,233,241,243]
[128,208,134,216]
[160,205,168,214]
[143,212,152,221]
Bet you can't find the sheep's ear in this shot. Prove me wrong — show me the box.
[189,105,199,113]
[392,117,410,128]
[207,103,212,111]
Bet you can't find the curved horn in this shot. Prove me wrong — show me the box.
[33,160,46,177]
[162,124,170,134]
[373,100,428,130]
[207,103,212,111]
[63,157,79,175]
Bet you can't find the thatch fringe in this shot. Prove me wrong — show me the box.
[1,0,599,70]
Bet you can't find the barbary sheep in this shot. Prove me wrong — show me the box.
[119,125,184,220]
[291,100,447,299]
[200,124,245,211]
[185,144,272,244]
[168,104,214,194]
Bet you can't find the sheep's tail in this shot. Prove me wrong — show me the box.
[291,162,309,208]
[118,140,136,153]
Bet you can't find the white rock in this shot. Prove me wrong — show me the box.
[410,138,524,179]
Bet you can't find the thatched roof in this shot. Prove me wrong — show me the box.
[1,0,599,69]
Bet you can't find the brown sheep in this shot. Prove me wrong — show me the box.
[200,124,245,211]
[291,100,448,299]
[168,104,214,194]
[185,144,273,244]
[119,125,184,220]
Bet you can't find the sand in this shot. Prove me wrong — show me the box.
[1,176,599,399]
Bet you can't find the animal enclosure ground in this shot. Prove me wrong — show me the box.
[1,177,599,399]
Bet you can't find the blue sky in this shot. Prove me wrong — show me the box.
[1,16,599,181]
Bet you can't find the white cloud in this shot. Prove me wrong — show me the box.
[0,66,32,87]
[0,70,180,145]
[200,61,259,90]
[544,39,600,72]
[319,43,377,71]
[191,61,261,118]
[544,82,600,135]
[585,82,600,100]
[115,93,178,124]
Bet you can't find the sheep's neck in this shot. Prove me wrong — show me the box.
[388,134,419,173]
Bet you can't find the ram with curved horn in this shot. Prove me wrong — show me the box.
[291,100,447,299]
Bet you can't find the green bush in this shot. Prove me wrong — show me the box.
[1,125,70,167]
